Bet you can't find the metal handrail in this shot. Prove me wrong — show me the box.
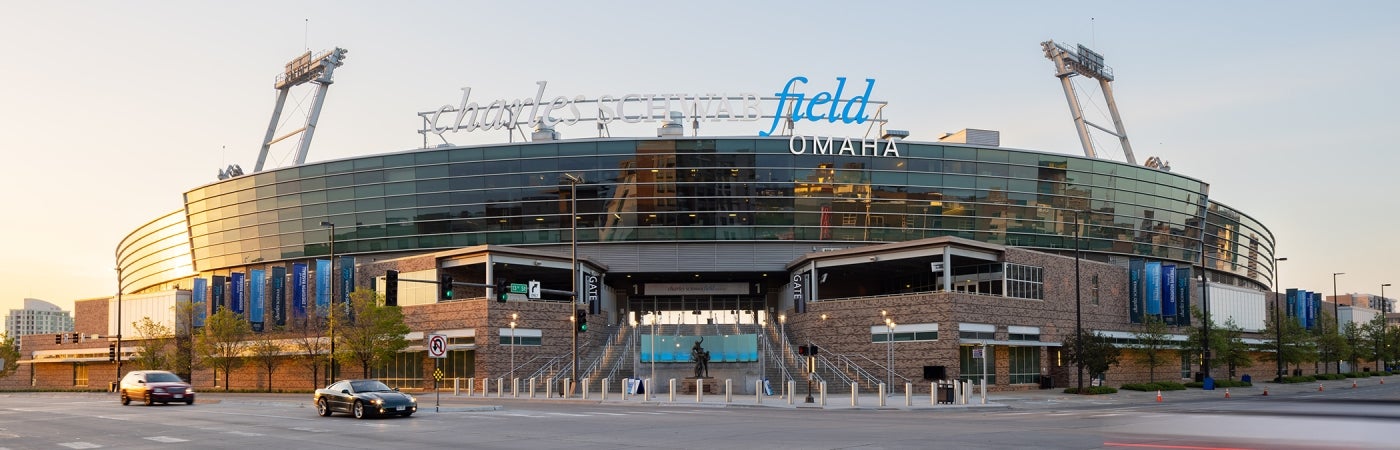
[833,352,886,388]
[852,353,912,386]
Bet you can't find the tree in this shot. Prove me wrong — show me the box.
[1215,318,1253,380]
[1062,329,1120,389]
[196,309,251,391]
[336,288,411,378]
[131,316,174,371]
[1359,314,1389,371]
[1261,304,1313,378]
[1131,316,1173,383]
[290,302,336,390]
[1313,312,1345,375]
[0,333,20,378]
[1341,321,1363,372]
[173,300,200,381]
[246,328,285,393]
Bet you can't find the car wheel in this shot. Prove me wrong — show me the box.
[185,398,194,405]
[144,394,154,406]
[352,400,366,419]
[120,391,130,406]
[316,398,332,417]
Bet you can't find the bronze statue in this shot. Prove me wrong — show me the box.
[691,338,710,378]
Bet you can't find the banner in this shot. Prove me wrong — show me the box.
[1144,262,1162,317]
[1128,259,1143,324]
[1161,264,1177,323]
[792,273,806,314]
[292,263,308,320]
[271,266,287,326]
[230,272,245,315]
[211,275,226,313]
[1303,290,1313,329]
[1176,266,1192,326]
[339,256,355,309]
[192,277,207,328]
[315,259,331,318]
[250,269,265,332]
[1310,292,1322,330]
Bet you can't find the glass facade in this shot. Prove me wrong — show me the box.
[165,137,1272,288]
[117,210,195,294]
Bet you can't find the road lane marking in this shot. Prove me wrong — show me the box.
[58,443,101,449]
[226,431,263,437]
[145,437,188,443]
[290,427,330,433]
[584,412,628,416]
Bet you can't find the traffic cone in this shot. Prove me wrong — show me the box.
[1224,388,1230,399]
[1381,378,1385,385]
[1156,390,1162,402]
[1352,380,1358,389]
[1318,383,1324,391]
[1262,387,1269,396]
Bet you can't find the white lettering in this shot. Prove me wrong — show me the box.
[646,94,668,121]
[788,135,807,155]
[597,95,616,124]
[862,138,877,156]
[565,95,584,126]
[813,136,834,155]
[742,94,761,120]
[483,100,508,130]
[883,138,901,157]
[714,96,734,121]
[430,105,453,135]
[525,81,547,129]
[620,94,642,123]
[838,137,856,156]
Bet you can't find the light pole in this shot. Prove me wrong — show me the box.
[1273,257,1287,381]
[320,221,337,383]
[650,309,656,397]
[779,314,787,361]
[885,317,895,394]
[1380,284,1391,372]
[1333,272,1345,374]
[1073,211,1084,393]
[562,173,582,396]
[509,313,518,382]
[114,265,123,384]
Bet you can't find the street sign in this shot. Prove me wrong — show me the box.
[527,280,541,299]
[427,334,447,359]
[509,283,528,294]
[433,368,444,382]
[972,347,984,359]
[931,262,944,272]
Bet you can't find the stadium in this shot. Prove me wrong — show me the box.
[11,46,1288,395]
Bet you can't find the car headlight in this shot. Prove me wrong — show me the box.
[186,388,195,394]
[154,388,166,393]
[408,395,416,403]
[371,399,382,405]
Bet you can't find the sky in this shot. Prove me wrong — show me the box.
[2,1,1398,317]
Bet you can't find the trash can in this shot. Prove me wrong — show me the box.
[1194,372,1204,383]
[937,383,955,404]
[109,381,117,393]
[1241,374,1252,384]
[1039,377,1054,390]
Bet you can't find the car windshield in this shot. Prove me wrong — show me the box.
[146,372,182,383]
[350,380,392,392]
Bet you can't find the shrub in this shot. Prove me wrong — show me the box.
[1315,373,1347,380]
[1279,375,1317,383]
[1120,382,1187,391]
[1062,386,1118,395]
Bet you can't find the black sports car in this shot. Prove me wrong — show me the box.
[314,379,417,419]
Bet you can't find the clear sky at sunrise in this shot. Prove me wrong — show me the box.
[2,1,1397,316]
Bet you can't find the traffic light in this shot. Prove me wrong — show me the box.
[798,345,808,356]
[55,334,62,344]
[438,274,454,301]
[809,344,819,356]
[385,270,399,307]
[496,279,510,302]
[575,310,588,332]
[108,342,117,362]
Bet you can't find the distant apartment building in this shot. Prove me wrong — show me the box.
[4,298,75,350]
[1328,293,1394,314]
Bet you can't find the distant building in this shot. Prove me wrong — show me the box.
[4,298,75,350]
[1328,294,1394,314]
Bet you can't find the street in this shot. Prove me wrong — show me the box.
[1,379,1397,450]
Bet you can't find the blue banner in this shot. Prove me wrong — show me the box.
[1176,266,1192,326]
[1311,292,1322,329]
[211,275,226,313]
[1128,259,1144,324]
[271,266,287,327]
[1162,264,1177,320]
[230,272,245,315]
[250,269,265,331]
[1304,290,1314,329]
[339,256,355,309]
[192,277,207,328]
[1286,288,1298,322]
[315,259,331,318]
[1144,262,1162,317]
[292,263,308,320]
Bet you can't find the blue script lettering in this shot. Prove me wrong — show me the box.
[759,76,876,136]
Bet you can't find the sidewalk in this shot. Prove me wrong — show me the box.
[203,373,1397,412]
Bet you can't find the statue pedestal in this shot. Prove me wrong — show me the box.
[681,377,716,394]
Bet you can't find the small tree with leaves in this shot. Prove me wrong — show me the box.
[246,328,285,393]
[1261,304,1313,378]
[1132,316,1173,383]
[1313,311,1345,374]
[1359,314,1388,372]
[0,333,20,378]
[131,316,174,371]
[1062,329,1121,390]
[291,302,337,389]
[196,309,251,391]
[1215,318,1253,380]
[336,288,411,379]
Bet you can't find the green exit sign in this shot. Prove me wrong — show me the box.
[509,283,528,294]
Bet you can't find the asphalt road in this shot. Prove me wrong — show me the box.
[1,381,1396,450]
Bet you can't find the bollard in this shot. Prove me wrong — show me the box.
[981,379,987,404]
[497,377,504,397]
[601,377,609,401]
[820,381,827,406]
[468,378,476,397]
[645,377,652,402]
[668,378,676,402]
[851,382,860,406]
[545,379,552,398]
[725,379,733,403]
[483,378,490,397]
[530,378,537,398]
[756,380,763,404]
[961,381,969,405]
[563,378,571,398]
[696,378,703,403]
[512,378,519,398]
[906,382,913,407]
[931,382,938,406]
[878,383,887,407]
[583,378,591,400]
[952,380,960,404]
[788,380,796,405]
[453,378,460,396]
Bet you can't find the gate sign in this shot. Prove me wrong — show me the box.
[427,334,448,359]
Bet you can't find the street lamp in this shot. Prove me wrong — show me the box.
[1073,211,1084,394]
[885,316,895,394]
[1273,257,1287,381]
[320,220,337,383]
[779,313,787,364]
[509,313,518,382]
[562,173,582,396]
[1333,272,1345,374]
[114,265,123,384]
